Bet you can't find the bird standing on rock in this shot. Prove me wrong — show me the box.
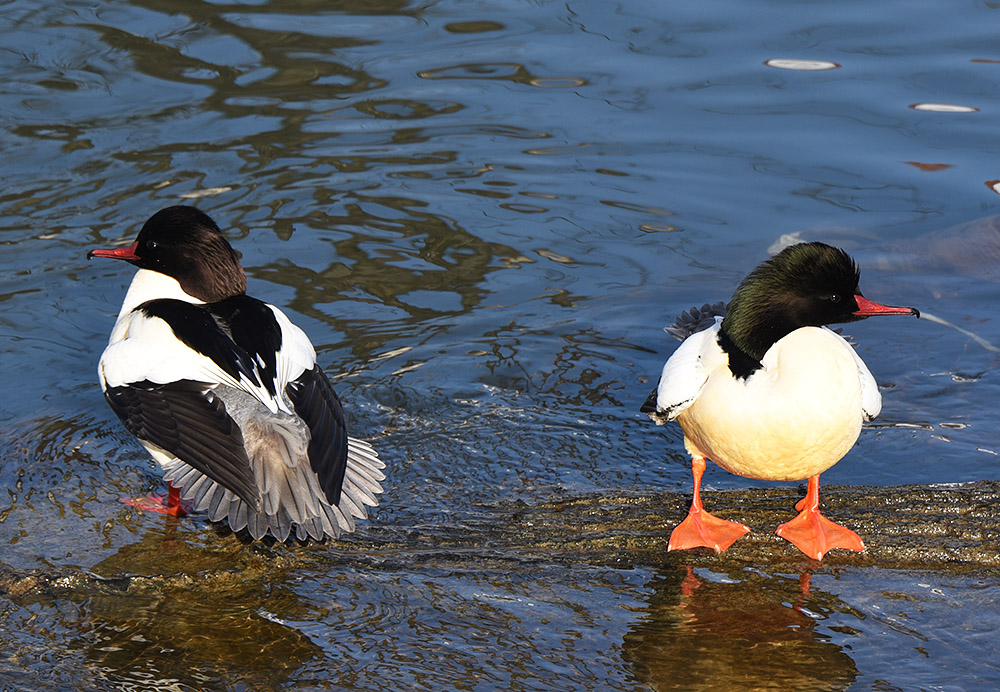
[89,206,385,542]
[642,242,918,559]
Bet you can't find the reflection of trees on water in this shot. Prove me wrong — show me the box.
[249,197,523,360]
[94,0,540,364]
[124,0,409,102]
[109,0,550,184]
[623,565,858,692]
[256,196,515,311]
[104,0,414,180]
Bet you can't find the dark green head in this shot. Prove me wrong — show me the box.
[721,242,917,369]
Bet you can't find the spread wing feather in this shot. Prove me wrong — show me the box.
[104,379,260,510]
[285,366,349,505]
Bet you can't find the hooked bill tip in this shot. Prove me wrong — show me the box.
[853,294,919,318]
[87,242,141,262]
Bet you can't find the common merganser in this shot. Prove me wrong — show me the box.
[641,242,918,559]
[88,206,385,542]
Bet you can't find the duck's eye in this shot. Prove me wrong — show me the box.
[828,293,841,303]
[147,240,158,250]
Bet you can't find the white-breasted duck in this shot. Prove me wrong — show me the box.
[642,242,918,559]
[89,206,385,542]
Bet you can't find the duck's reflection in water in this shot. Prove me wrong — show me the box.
[623,565,858,692]
[73,528,323,690]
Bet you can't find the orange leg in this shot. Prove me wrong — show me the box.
[121,482,187,517]
[669,456,750,552]
[776,474,864,560]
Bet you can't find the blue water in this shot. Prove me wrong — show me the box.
[2,0,1000,689]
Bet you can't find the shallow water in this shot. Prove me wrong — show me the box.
[3,0,1000,689]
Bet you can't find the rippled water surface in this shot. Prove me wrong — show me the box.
[3,0,1000,689]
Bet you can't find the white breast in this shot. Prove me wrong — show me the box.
[678,326,874,481]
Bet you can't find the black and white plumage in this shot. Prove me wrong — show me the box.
[89,205,384,542]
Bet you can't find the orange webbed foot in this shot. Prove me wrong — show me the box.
[776,508,864,560]
[669,509,750,553]
[670,455,750,552]
[777,475,863,560]
[121,484,187,517]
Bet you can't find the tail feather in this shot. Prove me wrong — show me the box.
[664,301,727,341]
[154,397,384,541]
